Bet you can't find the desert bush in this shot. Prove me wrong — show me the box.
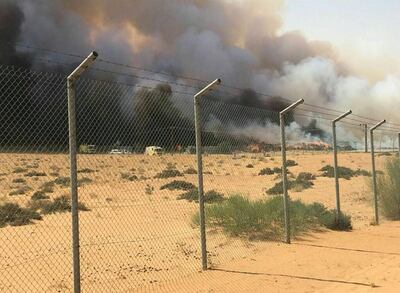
[78,168,96,173]
[192,195,351,239]
[0,203,42,227]
[54,176,70,187]
[246,164,254,168]
[25,171,47,177]
[266,175,314,195]
[120,173,138,181]
[31,191,50,201]
[145,184,154,195]
[258,168,274,176]
[320,165,370,179]
[296,172,316,181]
[273,167,282,173]
[12,178,26,184]
[78,177,93,186]
[286,160,298,167]
[183,167,197,174]
[39,181,55,193]
[375,157,400,220]
[29,195,89,214]
[154,169,183,179]
[177,189,224,203]
[13,167,28,174]
[9,186,31,196]
[160,180,196,191]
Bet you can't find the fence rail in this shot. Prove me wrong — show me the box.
[0,58,399,292]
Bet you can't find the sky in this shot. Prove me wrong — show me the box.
[281,0,400,81]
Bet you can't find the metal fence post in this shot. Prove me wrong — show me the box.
[398,133,400,157]
[67,51,98,293]
[280,98,304,244]
[370,120,386,225]
[194,79,221,270]
[363,124,368,153]
[332,110,352,222]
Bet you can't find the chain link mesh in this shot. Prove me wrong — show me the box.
[1,64,399,292]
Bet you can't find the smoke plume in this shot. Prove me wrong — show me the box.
[2,0,399,148]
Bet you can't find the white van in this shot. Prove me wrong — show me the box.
[145,146,163,156]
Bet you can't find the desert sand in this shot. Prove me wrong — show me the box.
[0,151,395,292]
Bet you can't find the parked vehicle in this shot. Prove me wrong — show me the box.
[145,146,163,156]
[110,149,123,154]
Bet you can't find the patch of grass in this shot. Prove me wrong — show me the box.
[9,186,32,196]
[154,169,183,179]
[375,157,400,220]
[377,152,392,157]
[120,172,138,181]
[296,172,316,181]
[24,171,47,177]
[0,203,42,227]
[12,178,26,184]
[54,176,70,187]
[183,167,197,174]
[320,165,371,179]
[28,195,89,214]
[31,191,50,201]
[78,177,93,186]
[13,167,28,174]
[39,181,55,193]
[177,189,225,203]
[266,173,314,195]
[78,168,96,173]
[160,180,196,191]
[192,195,351,239]
[145,184,155,195]
[258,168,274,176]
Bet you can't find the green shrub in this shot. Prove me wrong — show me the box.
[320,165,370,179]
[154,169,183,179]
[192,195,351,239]
[177,189,224,203]
[376,157,400,220]
[31,191,50,201]
[259,168,274,176]
[0,203,42,227]
[296,172,316,181]
[266,175,314,195]
[29,195,90,214]
[160,180,196,191]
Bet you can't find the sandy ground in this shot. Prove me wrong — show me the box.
[0,151,395,292]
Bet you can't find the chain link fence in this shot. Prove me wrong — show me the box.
[1,62,399,292]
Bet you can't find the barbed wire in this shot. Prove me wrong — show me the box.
[9,42,400,132]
